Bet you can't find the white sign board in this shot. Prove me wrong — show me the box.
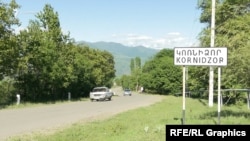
[174,47,227,66]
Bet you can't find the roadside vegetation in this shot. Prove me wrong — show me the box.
[2,97,89,110]
[7,95,250,141]
[0,0,116,107]
[1,0,250,108]
[1,0,250,140]
[117,0,250,107]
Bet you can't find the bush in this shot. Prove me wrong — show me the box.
[0,77,16,107]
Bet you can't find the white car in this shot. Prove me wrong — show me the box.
[89,87,113,101]
[123,89,132,96]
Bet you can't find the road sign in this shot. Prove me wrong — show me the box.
[174,47,227,66]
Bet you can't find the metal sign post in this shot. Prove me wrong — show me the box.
[218,67,221,124]
[247,90,250,109]
[174,47,227,125]
[209,0,216,108]
[182,66,186,125]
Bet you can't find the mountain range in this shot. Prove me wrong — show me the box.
[77,41,159,77]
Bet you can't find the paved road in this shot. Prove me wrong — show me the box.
[0,87,164,140]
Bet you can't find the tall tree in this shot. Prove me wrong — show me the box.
[140,49,182,94]
[193,0,250,104]
[36,4,65,44]
[197,0,250,88]
[130,58,135,73]
[135,57,141,69]
[15,3,74,101]
[0,0,20,78]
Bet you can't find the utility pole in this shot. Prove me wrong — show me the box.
[209,0,216,107]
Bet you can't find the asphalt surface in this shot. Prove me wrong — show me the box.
[0,87,164,140]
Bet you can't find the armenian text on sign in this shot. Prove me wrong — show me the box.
[174,47,227,66]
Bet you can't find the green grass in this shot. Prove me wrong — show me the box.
[7,95,250,141]
[2,98,89,110]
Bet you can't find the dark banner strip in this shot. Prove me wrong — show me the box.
[166,125,250,140]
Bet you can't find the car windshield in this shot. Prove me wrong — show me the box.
[93,87,108,92]
[124,89,130,91]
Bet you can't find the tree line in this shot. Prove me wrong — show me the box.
[0,1,115,105]
[1,0,250,106]
[117,0,250,106]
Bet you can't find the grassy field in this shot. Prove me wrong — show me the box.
[2,98,89,110]
[7,95,250,141]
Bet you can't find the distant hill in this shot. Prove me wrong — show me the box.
[77,41,159,77]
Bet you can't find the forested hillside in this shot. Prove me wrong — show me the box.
[77,41,159,76]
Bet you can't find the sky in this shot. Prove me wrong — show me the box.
[10,0,206,50]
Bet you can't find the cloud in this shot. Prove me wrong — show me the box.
[110,32,200,50]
